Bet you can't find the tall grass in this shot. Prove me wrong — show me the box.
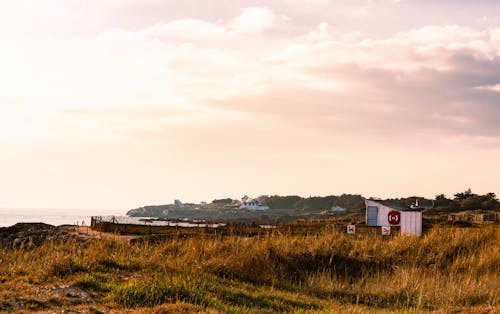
[0,224,498,313]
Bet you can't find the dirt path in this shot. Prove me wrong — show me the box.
[72,226,143,242]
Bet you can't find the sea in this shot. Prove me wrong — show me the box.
[0,208,125,228]
[0,209,225,228]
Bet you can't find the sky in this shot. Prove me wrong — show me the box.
[1,0,499,212]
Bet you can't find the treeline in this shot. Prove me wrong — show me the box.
[262,194,365,211]
[126,190,499,217]
[384,189,499,212]
[434,189,498,211]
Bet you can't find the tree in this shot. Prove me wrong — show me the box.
[434,194,454,209]
[481,193,498,210]
[454,188,474,202]
[212,198,233,205]
[264,195,302,209]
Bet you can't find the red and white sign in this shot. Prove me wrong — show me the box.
[388,210,400,225]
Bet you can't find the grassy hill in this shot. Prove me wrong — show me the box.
[0,223,498,313]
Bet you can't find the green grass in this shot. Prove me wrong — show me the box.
[0,223,499,313]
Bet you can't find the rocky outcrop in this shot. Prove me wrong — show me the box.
[126,205,170,217]
[0,223,78,249]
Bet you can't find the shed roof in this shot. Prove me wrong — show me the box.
[366,197,434,212]
[378,200,412,211]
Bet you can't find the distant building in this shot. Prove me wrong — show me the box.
[174,199,182,206]
[410,198,434,210]
[240,196,269,211]
[330,206,346,211]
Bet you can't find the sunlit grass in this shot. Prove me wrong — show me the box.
[0,224,498,313]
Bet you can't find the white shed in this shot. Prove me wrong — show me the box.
[365,199,423,236]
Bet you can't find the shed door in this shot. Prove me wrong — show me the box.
[367,206,378,226]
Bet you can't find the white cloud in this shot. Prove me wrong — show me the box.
[231,7,277,33]
[3,16,500,133]
[144,19,229,41]
[475,83,500,92]
[1,10,500,153]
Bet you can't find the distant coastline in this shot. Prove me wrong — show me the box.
[0,208,123,227]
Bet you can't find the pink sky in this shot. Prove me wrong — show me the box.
[1,0,499,211]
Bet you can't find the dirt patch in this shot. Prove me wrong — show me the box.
[72,226,142,242]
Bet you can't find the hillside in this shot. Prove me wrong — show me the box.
[0,223,498,313]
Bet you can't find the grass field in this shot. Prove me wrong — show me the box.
[0,223,499,313]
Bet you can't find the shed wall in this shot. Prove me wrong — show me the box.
[365,199,394,226]
[400,211,422,236]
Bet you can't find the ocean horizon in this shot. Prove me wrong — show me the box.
[0,208,125,228]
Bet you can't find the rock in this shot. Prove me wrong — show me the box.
[0,223,85,249]
[51,285,95,305]
[0,299,20,312]
[12,237,26,248]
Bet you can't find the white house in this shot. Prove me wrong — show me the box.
[410,198,434,210]
[240,196,269,211]
[365,199,423,236]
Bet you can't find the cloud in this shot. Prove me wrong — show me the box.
[231,7,278,33]
[5,16,500,152]
[1,1,500,209]
[2,10,500,150]
[475,83,500,92]
[179,23,500,149]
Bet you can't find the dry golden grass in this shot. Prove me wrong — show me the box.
[0,224,499,313]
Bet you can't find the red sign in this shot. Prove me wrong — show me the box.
[388,210,400,225]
